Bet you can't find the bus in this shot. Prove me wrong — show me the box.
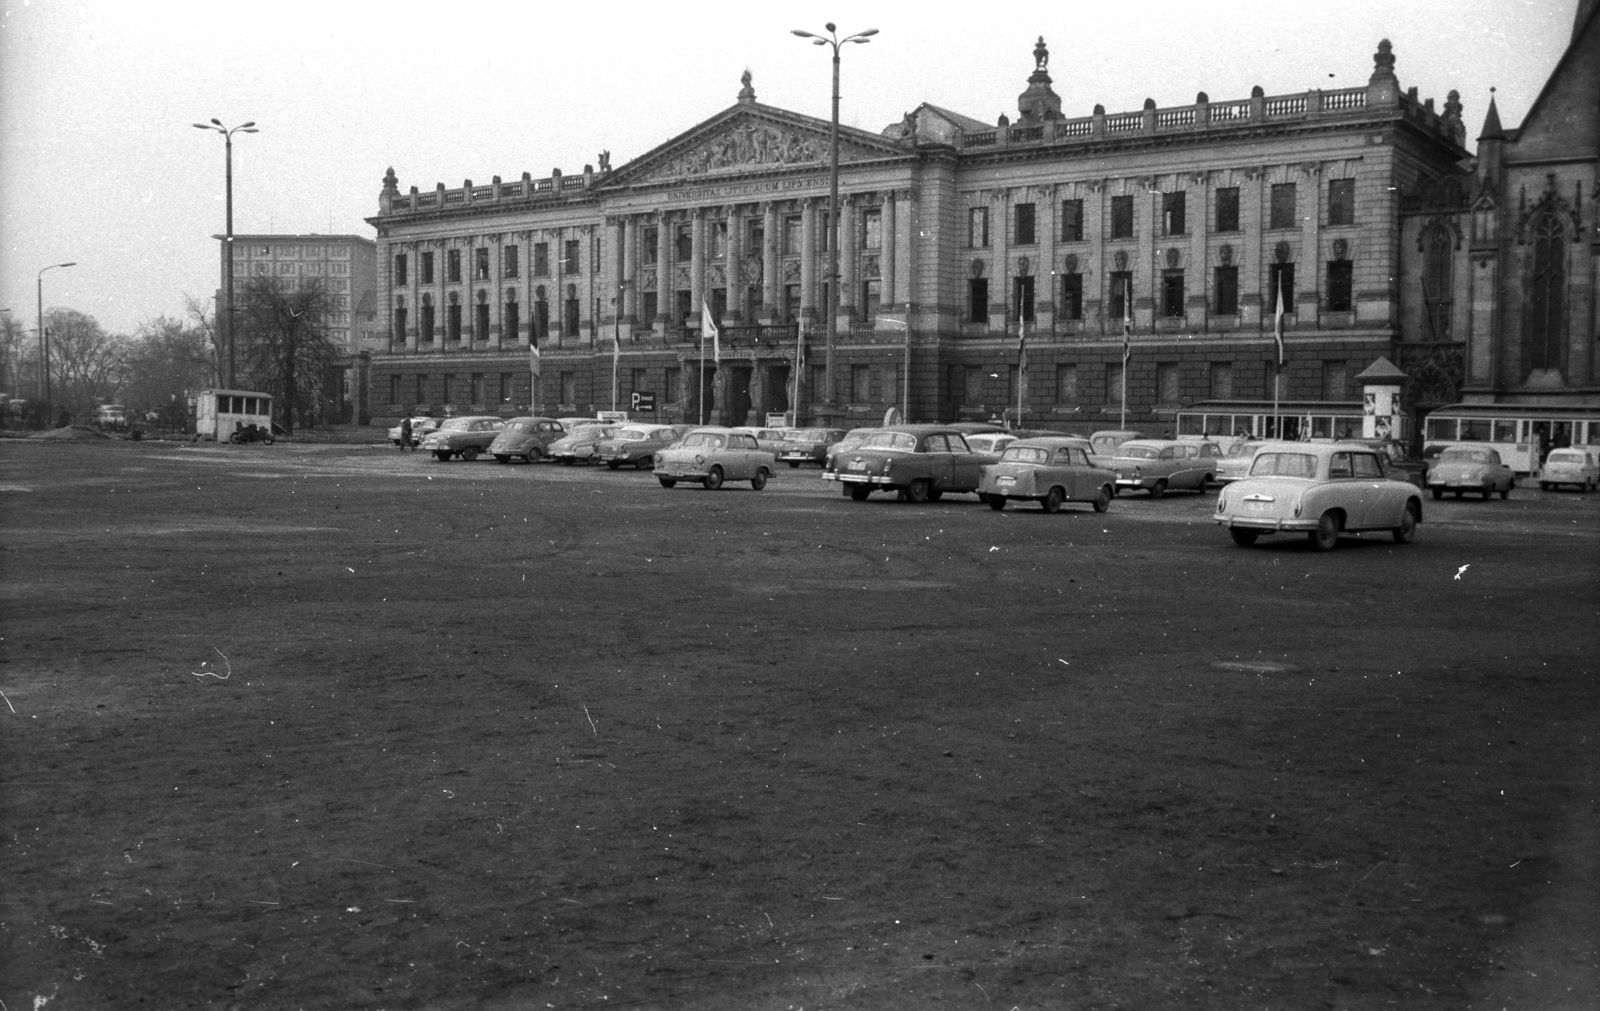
[193,389,275,442]
[1175,400,1368,452]
[1421,403,1600,474]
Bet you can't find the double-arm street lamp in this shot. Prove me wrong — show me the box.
[193,118,258,388]
[38,261,76,423]
[792,23,876,424]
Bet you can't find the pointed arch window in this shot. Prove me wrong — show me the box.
[1421,224,1453,340]
[1526,210,1565,372]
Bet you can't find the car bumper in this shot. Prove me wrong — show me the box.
[1216,515,1316,532]
[822,472,895,486]
[777,452,819,464]
[1115,477,1156,489]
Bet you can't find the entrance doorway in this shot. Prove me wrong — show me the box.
[724,366,752,426]
[766,364,790,419]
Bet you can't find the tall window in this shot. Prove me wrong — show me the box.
[420,295,435,342]
[1157,362,1179,404]
[447,249,461,283]
[475,291,490,340]
[469,373,483,405]
[1527,210,1566,371]
[862,208,882,249]
[564,285,580,337]
[747,218,765,253]
[1014,202,1036,245]
[564,240,581,275]
[415,374,426,403]
[675,224,693,262]
[968,206,989,248]
[1109,271,1133,321]
[1214,266,1239,315]
[1327,261,1354,313]
[533,292,549,341]
[1270,184,1297,230]
[393,297,407,342]
[442,373,455,404]
[1163,192,1186,236]
[475,248,490,280]
[1162,270,1184,317]
[711,221,728,259]
[641,291,658,328]
[1422,224,1453,339]
[1055,363,1077,404]
[862,279,882,321]
[394,253,408,286]
[420,251,434,284]
[1013,276,1034,322]
[1328,179,1355,226]
[504,292,519,342]
[533,242,549,277]
[1215,188,1240,232]
[642,227,659,265]
[676,290,693,326]
[1268,263,1296,314]
[1110,196,1134,239]
[1106,363,1124,406]
[1060,273,1083,320]
[1210,362,1234,399]
[783,216,802,255]
[498,373,512,405]
[964,366,983,406]
[1321,361,1348,400]
[851,365,871,403]
[665,367,681,404]
[447,295,462,341]
[968,278,989,322]
[1060,199,1084,241]
[388,375,401,404]
[504,245,520,278]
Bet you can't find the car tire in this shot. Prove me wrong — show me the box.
[637,457,651,470]
[607,460,621,470]
[658,477,676,488]
[525,449,542,464]
[1393,503,1418,544]
[788,461,800,469]
[1150,479,1167,499]
[906,479,931,504]
[1042,487,1064,513]
[1500,485,1510,500]
[461,447,479,462]
[1310,511,1341,552]
[1432,487,1443,500]
[988,495,1007,511]
[1200,474,1214,491]
[751,468,768,491]
[1229,528,1259,547]
[434,450,452,462]
[1093,486,1112,513]
[704,466,724,491]
[1540,481,1551,491]
[849,484,871,501]
[1453,490,1462,499]
[1482,485,1493,500]
[494,454,510,464]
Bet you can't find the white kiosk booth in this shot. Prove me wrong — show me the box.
[194,389,275,442]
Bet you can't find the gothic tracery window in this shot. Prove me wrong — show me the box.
[1421,223,1453,340]
[1526,210,1565,373]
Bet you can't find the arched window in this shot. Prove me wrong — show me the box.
[1526,210,1565,372]
[1421,224,1453,340]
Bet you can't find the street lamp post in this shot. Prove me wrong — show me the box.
[792,23,877,425]
[37,262,76,424]
[193,119,258,388]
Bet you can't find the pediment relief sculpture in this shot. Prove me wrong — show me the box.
[648,121,843,180]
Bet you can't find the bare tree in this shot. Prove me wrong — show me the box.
[45,308,127,421]
[122,315,216,427]
[235,276,343,434]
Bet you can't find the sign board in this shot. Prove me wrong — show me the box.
[596,410,629,423]
[632,392,657,412]
[766,413,791,428]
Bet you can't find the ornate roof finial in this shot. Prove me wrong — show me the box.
[1033,36,1049,73]
[737,68,756,104]
[1372,38,1396,81]
[1017,35,1062,123]
[382,166,398,192]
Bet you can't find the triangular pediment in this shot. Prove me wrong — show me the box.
[605,103,908,189]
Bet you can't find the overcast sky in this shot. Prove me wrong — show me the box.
[0,0,1579,338]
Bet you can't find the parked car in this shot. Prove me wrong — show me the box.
[489,417,565,463]
[1214,442,1423,551]
[548,424,620,465]
[1322,437,1430,488]
[1089,429,1147,461]
[978,437,1117,513]
[822,425,988,503]
[1215,439,1262,484]
[1538,447,1599,491]
[597,424,689,469]
[419,416,507,461]
[963,432,1022,458]
[946,422,1008,436]
[729,426,797,455]
[388,415,440,448]
[654,427,775,490]
[1105,439,1218,497]
[1426,445,1515,500]
[776,427,847,468]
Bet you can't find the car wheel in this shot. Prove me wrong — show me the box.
[607,460,621,470]
[906,479,931,504]
[1540,481,1551,491]
[751,468,768,491]
[1453,490,1462,499]
[788,461,800,469]
[1500,485,1510,500]
[525,449,542,464]
[1310,511,1341,552]
[461,447,480,462]
[1393,502,1418,544]
[494,454,510,464]
[1042,487,1064,513]
[434,450,452,462]
[704,466,724,491]
[1482,484,1493,500]
[1432,487,1443,500]
[1229,528,1259,547]
[1093,486,1112,513]
[1200,474,1214,491]
[1150,479,1167,499]
[560,457,573,465]
[849,484,871,501]
[658,476,677,488]
[988,495,1007,511]
[636,457,651,470]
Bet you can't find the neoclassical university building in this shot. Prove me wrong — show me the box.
[366,9,1597,433]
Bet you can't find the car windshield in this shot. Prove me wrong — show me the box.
[1250,452,1319,478]
[681,432,726,449]
[859,431,917,450]
[794,429,830,441]
[505,419,536,432]
[439,418,473,431]
[616,429,651,442]
[1117,446,1159,460]
[1440,448,1494,463]
[1547,450,1584,463]
[1000,446,1050,464]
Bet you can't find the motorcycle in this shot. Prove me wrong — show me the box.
[229,423,275,445]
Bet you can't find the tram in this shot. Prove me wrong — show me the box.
[1174,400,1368,451]
[1421,404,1600,474]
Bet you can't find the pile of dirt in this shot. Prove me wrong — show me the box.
[31,425,111,441]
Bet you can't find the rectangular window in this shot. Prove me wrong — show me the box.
[1110,196,1134,239]
[851,365,871,403]
[498,373,512,405]
[388,375,400,404]
[1060,199,1084,241]
[442,373,455,404]
[1060,273,1083,320]
[469,373,483,404]
[964,366,983,406]
[747,218,765,253]
[1163,192,1186,236]
[1268,263,1296,313]
[1014,202,1036,245]
[675,224,693,262]
[642,227,659,265]
[783,216,802,255]
[630,368,647,398]
[968,278,989,322]
[1328,179,1355,226]
[676,290,693,326]
[1162,270,1184,318]
[447,302,462,342]
[968,206,989,248]
[711,221,728,259]
[862,208,882,249]
[564,294,580,337]
[415,374,426,403]
[665,367,681,404]
[1216,188,1240,232]
[862,279,882,321]
[1270,183,1297,229]
[1327,260,1353,312]
[563,240,581,275]
[1210,362,1234,399]
[1322,360,1348,400]
[533,243,549,277]
[1109,271,1133,321]
[1106,363,1124,405]
[1056,364,1077,404]
[447,249,461,283]
[1214,265,1239,315]
[475,248,489,280]
[1013,276,1035,322]
[504,245,519,278]
[642,291,658,327]
[1157,362,1180,404]
[560,372,576,406]
[394,254,408,286]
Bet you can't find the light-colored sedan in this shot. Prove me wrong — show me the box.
[963,432,1022,458]
[388,416,440,448]
[596,424,689,469]
[548,424,619,465]
[654,427,776,490]
[1214,442,1423,551]
[489,417,565,463]
[729,427,796,455]
[1426,445,1515,500]
[1106,439,1219,497]
[822,426,988,503]
[1215,440,1262,484]
[419,416,506,461]
[1538,448,1599,491]
[776,428,846,468]
[979,437,1116,513]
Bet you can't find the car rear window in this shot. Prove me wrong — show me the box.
[682,432,726,449]
[1250,452,1318,478]
[1118,446,1159,460]
[1439,448,1494,463]
[1001,446,1049,464]
[860,432,917,450]
[1547,450,1584,463]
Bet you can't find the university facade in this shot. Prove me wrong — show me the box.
[365,20,1596,434]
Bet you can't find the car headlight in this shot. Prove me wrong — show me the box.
[881,459,892,474]
[694,454,704,465]
[1292,495,1304,518]
[1216,491,1227,511]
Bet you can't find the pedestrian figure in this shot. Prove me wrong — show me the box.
[400,416,413,450]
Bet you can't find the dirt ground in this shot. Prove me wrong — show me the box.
[2,439,1596,1010]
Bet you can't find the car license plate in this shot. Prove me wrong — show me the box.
[1246,500,1269,512]
[996,476,1015,486]
[849,461,866,471]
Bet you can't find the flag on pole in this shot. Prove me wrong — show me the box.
[702,301,719,363]
[528,340,542,379]
[613,330,622,370]
[1017,326,1028,374]
[1273,274,1286,366]
[1121,288,1132,365]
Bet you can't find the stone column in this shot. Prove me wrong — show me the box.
[989,190,1010,333]
[656,212,671,336]
[881,191,898,309]
[1240,169,1264,328]
[800,199,817,321]
[725,204,742,321]
[1038,185,1056,331]
[839,195,858,324]
[1085,185,1106,331]
[1186,177,1209,331]
[1137,185,1155,329]
[1299,164,1322,330]
[406,241,420,351]
[762,202,779,322]
[620,216,636,325]
[690,209,706,325]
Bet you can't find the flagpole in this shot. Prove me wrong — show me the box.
[1015,318,1025,431]
[1272,273,1283,439]
[794,319,805,426]
[698,315,706,427]
[1120,284,1131,430]
[902,318,911,422]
